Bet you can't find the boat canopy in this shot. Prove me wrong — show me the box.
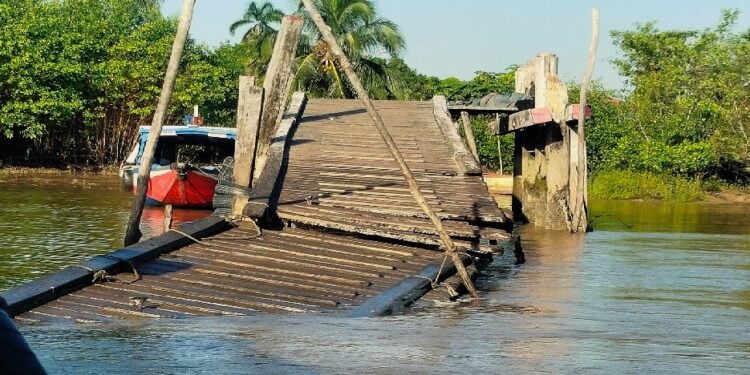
[125,125,237,165]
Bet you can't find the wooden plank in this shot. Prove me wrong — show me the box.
[279,204,501,240]
[277,207,503,252]
[1,216,229,317]
[244,92,307,218]
[447,105,518,112]
[254,15,304,183]
[432,95,481,175]
[140,260,347,306]
[492,107,553,135]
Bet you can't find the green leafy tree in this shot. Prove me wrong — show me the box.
[610,9,750,181]
[294,0,406,99]
[436,68,516,102]
[229,1,284,76]
[0,0,249,165]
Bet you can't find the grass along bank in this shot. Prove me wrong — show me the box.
[590,170,705,202]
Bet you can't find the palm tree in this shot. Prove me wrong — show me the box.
[294,0,406,98]
[230,1,285,74]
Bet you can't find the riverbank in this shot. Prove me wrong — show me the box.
[590,170,750,203]
[0,165,117,176]
[484,171,750,204]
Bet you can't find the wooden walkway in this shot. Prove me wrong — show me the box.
[14,224,447,324]
[276,99,510,251]
[4,96,511,323]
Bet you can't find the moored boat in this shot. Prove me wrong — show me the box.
[120,125,236,208]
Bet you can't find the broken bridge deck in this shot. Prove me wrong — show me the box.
[4,96,512,323]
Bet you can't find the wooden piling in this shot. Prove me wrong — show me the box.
[163,204,173,233]
[300,0,479,298]
[570,8,599,233]
[253,16,304,184]
[232,76,265,216]
[123,0,196,246]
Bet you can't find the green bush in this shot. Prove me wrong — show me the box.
[457,115,513,173]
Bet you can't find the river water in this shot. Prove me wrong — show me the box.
[1,172,748,374]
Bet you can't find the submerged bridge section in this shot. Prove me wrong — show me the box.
[3,96,511,323]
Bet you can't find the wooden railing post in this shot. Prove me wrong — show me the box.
[232,76,265,216]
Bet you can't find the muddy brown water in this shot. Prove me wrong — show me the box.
[1,173,748,374]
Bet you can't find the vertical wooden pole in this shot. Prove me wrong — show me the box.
[253,16,304,183]
[496,138,503,175]
[124,0,196,246]
[232,76,265,216]
[460,111,479,160]
[300,0,479,298]
[572,8,600,233]
[495,113,503,175]
[162,204,173,233]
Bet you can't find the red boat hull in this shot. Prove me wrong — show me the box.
[142,169,217,208]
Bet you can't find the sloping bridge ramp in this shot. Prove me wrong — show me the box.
[274,98,510,251]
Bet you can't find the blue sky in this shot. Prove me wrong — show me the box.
[162,0,750,90]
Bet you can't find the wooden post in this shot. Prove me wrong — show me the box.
[253,15,304,183]
[460,111,479,160]
[300,0,479,298]
[495,113,503,175]
[163,204,173,233]
[232,76,265,216]
[123,0,195,246]
[496,140,503,175]
[571,8,600,233]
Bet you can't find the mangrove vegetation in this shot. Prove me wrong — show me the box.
[0,1,748,199]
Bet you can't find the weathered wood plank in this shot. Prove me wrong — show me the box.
[460,111,479,160]
[492,107,553,135]
[2,216,228,317]
[564,103,593,124]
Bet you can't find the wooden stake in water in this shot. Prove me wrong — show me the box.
[124,0,196,246]
[300,0,479,298]
[163,204,173,233]
[571,8,599,233]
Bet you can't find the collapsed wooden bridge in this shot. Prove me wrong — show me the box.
[1,6,595,324]
[2,94,512,324]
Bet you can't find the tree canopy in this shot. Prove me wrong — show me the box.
[1,0,747,188]
[606,9,750,181]
[0,0,248,164]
